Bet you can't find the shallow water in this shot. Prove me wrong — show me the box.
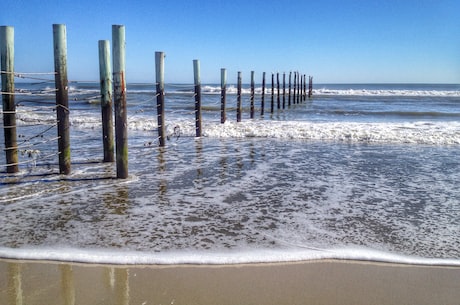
[1,83,460,265]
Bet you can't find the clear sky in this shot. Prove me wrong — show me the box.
[1,0,459,84]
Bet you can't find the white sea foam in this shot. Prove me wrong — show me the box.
[1,246,459,266]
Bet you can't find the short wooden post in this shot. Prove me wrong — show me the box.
[155,52,165,147]
[112,25,128,178]
[193,59,202,137]
[282,72,286,109]
[270,73,274,113]
[288,71,292,107]
[1,26,18,173]
[220,68,226,123]
[276,72,280,109]
[237,71,242,122]
[260,72,265,116]
[98,40,114,162]
[53,24,71,175]
[308,76,313,98]
[250,71,255,119]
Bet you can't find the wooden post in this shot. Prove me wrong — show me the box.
[299,73,303,103]
[288,71,292,107]
[293,71,297,104]
[237,71,242,122]
[260,72,265,116]
[98,40,114,162]
[250,71,255,119]
[270,73,274,113]
[297,72,301,104]
[309,76,313,98]
[53,24,71,175]
[0,26,18,173]
[220,68,226,123]
[282,72,286,109]
[155,52,165,147]
[112,25,128,179]
[193,59,202,137]
[276,72,280,109]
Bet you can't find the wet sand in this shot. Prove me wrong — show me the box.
[1,259,460,305]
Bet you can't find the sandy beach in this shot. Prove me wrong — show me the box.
[1,259,459,305]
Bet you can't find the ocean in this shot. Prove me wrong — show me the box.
[0,82,459,266]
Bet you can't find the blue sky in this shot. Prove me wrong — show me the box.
[1,0,459,84]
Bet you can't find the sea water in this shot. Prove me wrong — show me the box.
[0,82,459,265]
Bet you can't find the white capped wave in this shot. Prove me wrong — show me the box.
[1,246,459,266]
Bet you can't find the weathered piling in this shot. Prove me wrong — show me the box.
[250,71,255,119]
[220,68,226,123]
[270,73,274,113]
[155,52,165,147]
[237,71,242,122]
[98,40,114,162]
[297,72,301,103]
[53,24,71,175]
[282,72,286,109]
[276,72,280,109]
[293,72,297,104]
[193,59,202,137]
[288,72,292,106]
[1,26,18,173]
[261,72,266,116]
[309,76,313,98]
[112,25,128,179]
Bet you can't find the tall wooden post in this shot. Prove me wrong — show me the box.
[297,72,301,104]
[53,24,71,175]
[299,73,303,103]
[276,72,280,109]
[237,71,242,122]
[193,59,202,137]
[261,72,265,116]
[98,40,114,162]
[293,72,297,104]
[1,26,18,173]
[155,52,165,147]
[308,76,313,98]
[250,71,255,119]
[220,68,226,123]
[282,72,286,109]
[270,73,274,113]
[112,25,128,179]
[288,71,292,107]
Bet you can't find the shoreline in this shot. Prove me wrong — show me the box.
[1,258,460,305]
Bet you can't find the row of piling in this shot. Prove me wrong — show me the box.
[1,24,312,179]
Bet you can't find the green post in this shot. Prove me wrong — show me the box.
[53,24,71,175]
[193,59,202,137]
[220,68,226,124]
[1,26,18,173]
[112,25,128,178]
[155,51,165,147]
[98,40,114,162]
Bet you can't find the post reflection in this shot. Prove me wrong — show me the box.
[7,263,23,305]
